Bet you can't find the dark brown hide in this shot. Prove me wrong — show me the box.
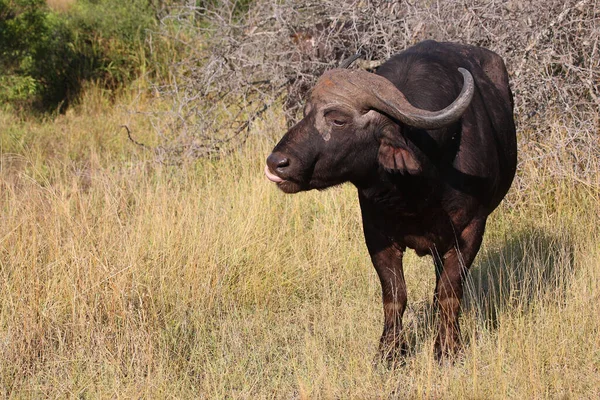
[266,40,517,362]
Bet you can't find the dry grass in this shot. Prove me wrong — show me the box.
[46,0,76,13]
[1,87,599,398]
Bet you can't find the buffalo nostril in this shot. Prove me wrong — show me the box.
[267,153,290,171]
[276,157,289,169]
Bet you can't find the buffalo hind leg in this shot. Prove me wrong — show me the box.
[364,224,408,365]
[434,217,486,359]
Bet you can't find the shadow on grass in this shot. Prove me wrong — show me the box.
[397,226,576,356]
[463,226,575,328]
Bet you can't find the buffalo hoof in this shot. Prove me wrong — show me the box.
[434,334,463,363]
[376,340,409,369]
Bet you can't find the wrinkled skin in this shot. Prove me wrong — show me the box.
[265,41,517,363]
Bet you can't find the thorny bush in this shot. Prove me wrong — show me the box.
[139,0,598,194]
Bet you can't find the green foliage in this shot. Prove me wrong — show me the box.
[0,0,158,111]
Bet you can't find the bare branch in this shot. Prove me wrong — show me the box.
[121,125,150,150]
[137,0,599,190]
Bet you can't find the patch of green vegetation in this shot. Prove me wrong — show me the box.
[0,0,158,112]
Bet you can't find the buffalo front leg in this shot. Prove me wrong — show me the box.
[434,218,486,359]
[364,224,408,363]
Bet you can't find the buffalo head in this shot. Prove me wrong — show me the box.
[266,67,474,193]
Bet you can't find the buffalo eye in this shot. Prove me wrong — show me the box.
[325,110,350,128]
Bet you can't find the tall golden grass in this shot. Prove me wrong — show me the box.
[46,0,76,13]
[0,87,599,398]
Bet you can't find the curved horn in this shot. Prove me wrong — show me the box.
[339,52,361,69]
[319,68,475,130]
[370,68,474,129]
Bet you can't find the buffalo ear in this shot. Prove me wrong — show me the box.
[378,142,422,174]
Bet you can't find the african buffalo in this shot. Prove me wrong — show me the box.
[265,40,517,361]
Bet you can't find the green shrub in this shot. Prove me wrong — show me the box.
[0,0,158,112]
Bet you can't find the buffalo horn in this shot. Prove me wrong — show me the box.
[365,67,474,129]
[339,52,361,69]
[322,68,475,129]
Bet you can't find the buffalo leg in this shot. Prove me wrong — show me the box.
[434,217,486,359]
[364,224,408,363]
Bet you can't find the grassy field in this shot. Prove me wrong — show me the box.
[1,87,599,398]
